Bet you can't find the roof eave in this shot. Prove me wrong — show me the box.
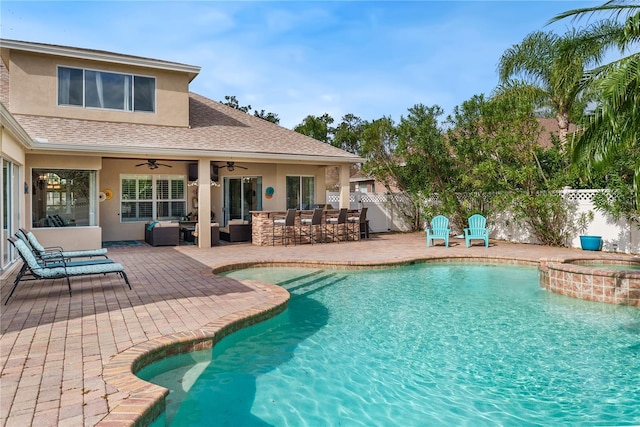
[0,102,34,148]
[1,39,201,82]
[27,141,364,164]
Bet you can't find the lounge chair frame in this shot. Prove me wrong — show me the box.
[18,228,108,261]
[5,237,131,304]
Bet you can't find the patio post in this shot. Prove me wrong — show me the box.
[196,159,212,248]
[338,164,350,209]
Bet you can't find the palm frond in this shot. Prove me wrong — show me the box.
[549,1,640,25]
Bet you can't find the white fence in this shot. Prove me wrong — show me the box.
[326,192,413,233]
[327,190,640,254]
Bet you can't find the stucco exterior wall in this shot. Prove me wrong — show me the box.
[100,158,186,241]
[99,159,329,241]
[7,51,190,127]
[1,126,26,164]
[1,127,27,263]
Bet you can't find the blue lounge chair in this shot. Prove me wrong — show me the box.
[425,215,451,247]
[18,228,108,261]
[5,236,130,304]
[464,214,489,247]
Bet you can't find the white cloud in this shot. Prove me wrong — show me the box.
[1,0,598,129]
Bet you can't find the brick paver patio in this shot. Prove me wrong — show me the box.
[1,232,635,426]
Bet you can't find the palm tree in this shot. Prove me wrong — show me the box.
[550,1,640,205]
[496,29,605,146]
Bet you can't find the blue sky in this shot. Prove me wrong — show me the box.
[1,1,600,128]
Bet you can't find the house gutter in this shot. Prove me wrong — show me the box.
[1,39,201,82]
[0,102,34,148]
[26,141,365,164]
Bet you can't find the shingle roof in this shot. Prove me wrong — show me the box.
[12,92,361,162]
[537,117,576,148]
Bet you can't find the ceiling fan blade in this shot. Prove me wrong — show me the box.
[226,161,248,170]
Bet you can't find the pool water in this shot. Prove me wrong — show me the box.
[139,264,640,426]
[580,263,640,271]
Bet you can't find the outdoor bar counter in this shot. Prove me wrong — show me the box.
[250,209,362,246]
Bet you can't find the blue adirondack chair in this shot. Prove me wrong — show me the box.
[464,214,489,247]
[425,215,451,247]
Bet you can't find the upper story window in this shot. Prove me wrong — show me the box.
[58,66,155,113]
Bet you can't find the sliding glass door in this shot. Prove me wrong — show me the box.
[2,158,19,271]
[223,177,262,225]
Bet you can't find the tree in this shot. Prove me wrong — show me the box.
[395,104,462,230]
[332,114,364,154]
[550,1,640,209]
[220,95,251,113]
[445,94,576,245]
[253,109,280,125]
[221,95,280,124]
[496,29,604,145]
[360,115,431,230]
[293,114,334,143]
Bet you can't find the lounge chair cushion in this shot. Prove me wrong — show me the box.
[25,231,108,259]
[13,238,123,278]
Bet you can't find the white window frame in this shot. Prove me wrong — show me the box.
[120,174,187,222]
[31,168,97,228]
[286,175,315,210]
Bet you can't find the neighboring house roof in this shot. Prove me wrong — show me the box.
[0,40,362,164]
[536,117,577,149]
[349,170,373,182]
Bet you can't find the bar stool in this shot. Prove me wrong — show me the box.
[272,209,297,246]
[299,208,324,244]
[347,207,368,241]
[324,208,348,243]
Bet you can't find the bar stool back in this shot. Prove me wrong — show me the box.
[348,207,368,241]
[272,209,297,246]
[300,208,324,244]
[325,208,348,243]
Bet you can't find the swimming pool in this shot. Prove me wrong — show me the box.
[139,263,640,426]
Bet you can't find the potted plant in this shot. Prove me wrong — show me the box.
[576,211,602,251]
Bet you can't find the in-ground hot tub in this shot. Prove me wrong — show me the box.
[539,257,640,306]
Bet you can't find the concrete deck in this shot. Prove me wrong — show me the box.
[1,233,635,426]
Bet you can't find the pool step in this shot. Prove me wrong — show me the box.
[279,271,348,297]
[276,270,326,286]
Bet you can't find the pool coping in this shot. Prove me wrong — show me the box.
[99,279,289,427]
[97,254,629,426]
[540,255,640,305]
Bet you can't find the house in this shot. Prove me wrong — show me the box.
[0,39,362,270]
[349,170,397,194]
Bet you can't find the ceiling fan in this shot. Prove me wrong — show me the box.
[216,161,247,172]
[135,159,172,170]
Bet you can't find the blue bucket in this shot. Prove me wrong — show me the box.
[580,235,602,251]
